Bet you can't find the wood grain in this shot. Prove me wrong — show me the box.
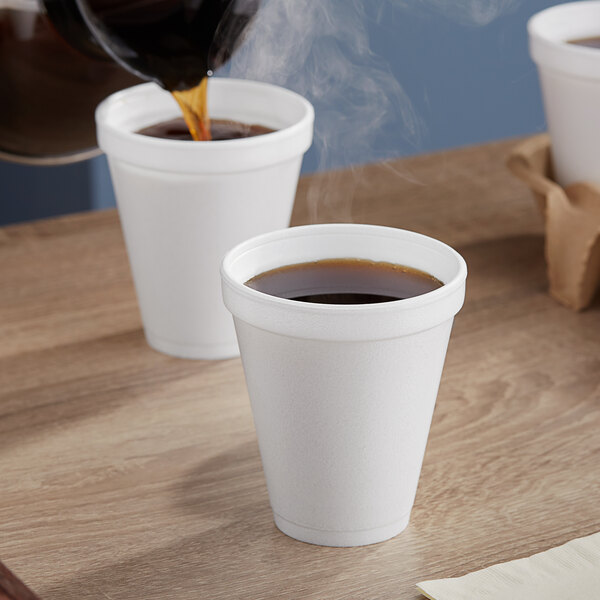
[1,138,599,600]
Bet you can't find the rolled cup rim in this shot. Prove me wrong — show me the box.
[528,1,600,79]
[221,224,468,341]
[95,78,315,173]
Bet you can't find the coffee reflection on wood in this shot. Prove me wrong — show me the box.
[0,560,41,600]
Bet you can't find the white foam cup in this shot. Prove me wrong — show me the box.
[529,1,600,186]
[95,79,314,359]
[221,224,467,546]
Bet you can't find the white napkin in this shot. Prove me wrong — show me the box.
[417,531,600,600]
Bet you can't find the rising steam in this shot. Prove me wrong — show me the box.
[226,0,522,220]
[392,0,522,27]
[228,0,424,173]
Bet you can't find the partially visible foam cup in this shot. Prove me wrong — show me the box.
[221,224,467,546]
[529,1,600,186]
[96,79,314,359]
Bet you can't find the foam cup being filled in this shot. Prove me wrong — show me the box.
[95,79,314,359]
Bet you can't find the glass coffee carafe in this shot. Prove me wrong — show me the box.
[0,0,260,164]
[0,0,141,164]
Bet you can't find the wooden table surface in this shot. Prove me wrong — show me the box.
[1,138,599,600]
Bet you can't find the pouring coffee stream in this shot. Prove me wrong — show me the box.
[172,77,211,141]
[75,0,262,141]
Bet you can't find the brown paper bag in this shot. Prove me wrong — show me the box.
[507,134,600,311]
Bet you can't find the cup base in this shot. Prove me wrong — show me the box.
[145,330,240,360]
[273,512,410,547]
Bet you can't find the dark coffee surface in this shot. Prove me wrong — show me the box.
[245,258,444,305]
[76,0,260,91]
[568,36,600,49]
[137,118,274,141]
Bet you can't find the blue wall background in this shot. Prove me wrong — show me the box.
[0,0,560,224]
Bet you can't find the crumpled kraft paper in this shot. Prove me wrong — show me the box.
[507,134,600,311]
